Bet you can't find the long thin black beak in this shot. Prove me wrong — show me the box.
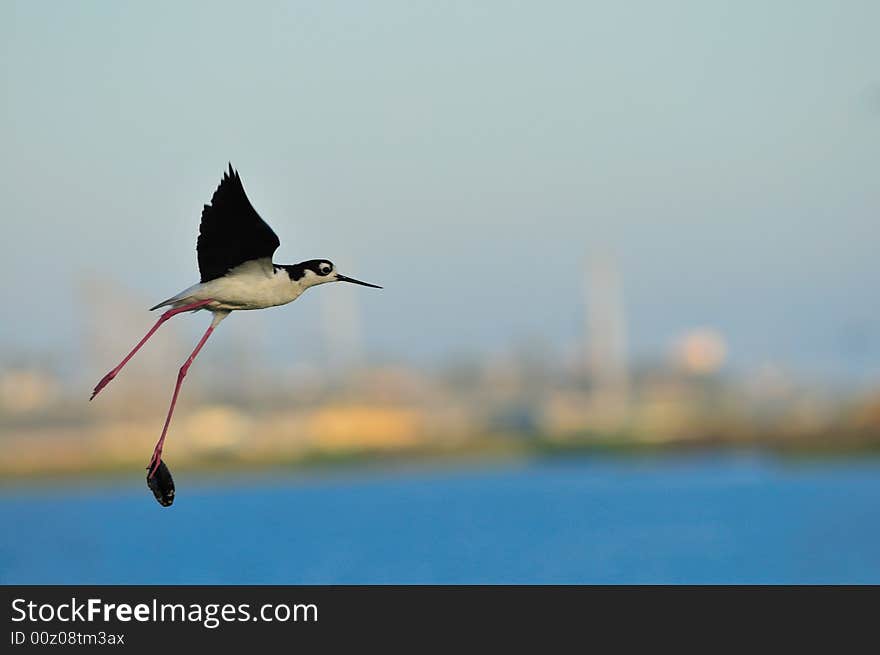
[336,274,382,289]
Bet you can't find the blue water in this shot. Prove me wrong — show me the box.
[2,454,879,584]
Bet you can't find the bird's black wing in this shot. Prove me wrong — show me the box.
[196,164,281,282]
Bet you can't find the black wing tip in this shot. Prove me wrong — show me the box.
[213,163,242,199]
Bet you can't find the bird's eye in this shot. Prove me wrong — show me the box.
[320,264,332,275]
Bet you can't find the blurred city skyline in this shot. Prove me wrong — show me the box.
[1,1,879,383]
[3,252,880,481]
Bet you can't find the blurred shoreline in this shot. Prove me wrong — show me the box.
[3,422,879,487]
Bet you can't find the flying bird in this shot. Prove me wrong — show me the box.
[90,164,381,497]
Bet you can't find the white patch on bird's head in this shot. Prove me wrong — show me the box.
[294,260,337,289]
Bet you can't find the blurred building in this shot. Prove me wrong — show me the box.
[584,254,629,397]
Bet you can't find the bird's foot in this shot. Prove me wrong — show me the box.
[146,459,175,507]
[89,370,117,400]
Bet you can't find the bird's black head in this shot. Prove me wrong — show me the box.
[282,260,382,289]
[304,259,336,277]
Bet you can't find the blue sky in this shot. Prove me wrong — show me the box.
[1,1,878,380]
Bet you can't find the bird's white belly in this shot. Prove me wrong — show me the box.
[201,271,302,310]
[165,265,303,311]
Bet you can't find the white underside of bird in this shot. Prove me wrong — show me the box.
[151,258,313,312]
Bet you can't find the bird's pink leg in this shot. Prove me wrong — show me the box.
[90,299,214,400]
[147,313,225,478]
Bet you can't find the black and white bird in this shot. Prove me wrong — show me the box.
[90,164,380,496]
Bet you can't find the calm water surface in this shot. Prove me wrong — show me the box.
[2,454,879,584]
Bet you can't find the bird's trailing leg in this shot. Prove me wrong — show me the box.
[90,299,215,400]
[147,310,229,478]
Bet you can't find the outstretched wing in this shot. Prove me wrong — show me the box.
[196,164,281,283]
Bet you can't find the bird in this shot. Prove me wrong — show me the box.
[90,164,381,484]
